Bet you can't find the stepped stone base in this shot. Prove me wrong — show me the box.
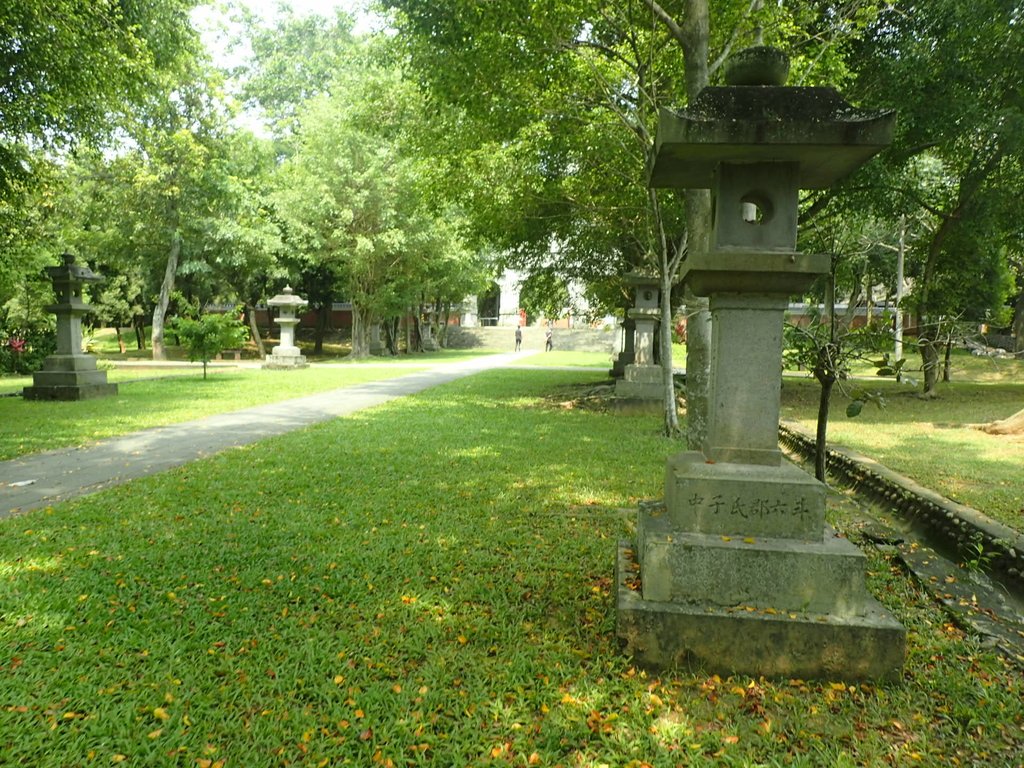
[638,512,871,615]
[23,354,117,401]
[616,541,905,680]
[615,364,662,400]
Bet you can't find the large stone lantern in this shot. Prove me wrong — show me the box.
[263,286,308,369]
[23,253,117,401]
[616,48,905,679]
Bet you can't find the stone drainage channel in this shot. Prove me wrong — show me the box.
[779,421,1024,668]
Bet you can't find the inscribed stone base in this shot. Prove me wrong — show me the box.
[638,508,871,615]
[263,353,309,369]
[665,451,825,540]
[615,541,905,680]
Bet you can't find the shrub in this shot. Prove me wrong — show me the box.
[0,326,56,374]
[169,310,247,379]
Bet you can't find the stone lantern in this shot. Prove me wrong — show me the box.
[23,253,117,401]
[616,47,905,679]
[614,272,662,401]
[263,286,308,369]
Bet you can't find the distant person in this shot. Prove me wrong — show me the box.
[544,326,553,352]
[514,326,522,351]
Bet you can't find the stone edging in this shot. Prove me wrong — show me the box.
[778,420,1024,596]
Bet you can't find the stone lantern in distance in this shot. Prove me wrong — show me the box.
[23,253,117,401]
[263,286,309,369]
[614,272,662,401]
[616,47,905,680]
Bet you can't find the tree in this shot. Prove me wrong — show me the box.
[0,0,200,200]
[519,269,572,326]
[378,0,883,438]
[845,0,1024,397]
[273,44,479,358]
[231,6,356,137]
[53,63,282,362]
[784,316,893,482]
[169,311,247,379]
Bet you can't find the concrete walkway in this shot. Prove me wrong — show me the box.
[0,352,536,519]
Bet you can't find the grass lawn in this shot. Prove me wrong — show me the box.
[0,365,432,461]
[1,368,1021,766]
[514,351,611,367]
[781,357,1024,530]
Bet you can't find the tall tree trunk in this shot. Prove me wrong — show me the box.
[812,364,836,483]
[115,328,126,354]
[314,305,327,355]
[919,334,940,398]
[439,302,452,348]
[1013,290,1024,353]
[383,317,399,356]
[246,304,266,358]
[150,231,181,361]
[351,304,370,358]
[658,267,680,434]
[680,0,712,449]
[409,305,423,352]
[134,318,146,350]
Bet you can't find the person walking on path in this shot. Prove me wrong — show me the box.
[514,326,522,351]
[544,326,553,352]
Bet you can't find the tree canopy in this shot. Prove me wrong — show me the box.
[0,0,201,196]
[0,0,1020,400]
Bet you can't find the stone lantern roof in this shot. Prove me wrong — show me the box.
[46,252,103,284]
[649,48,896,190]
[267,285,307,310]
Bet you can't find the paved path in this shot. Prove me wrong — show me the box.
[0,352,537,519]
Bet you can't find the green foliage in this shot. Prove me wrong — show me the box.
[272,46,483,355]
[0,0,200,199]
[518,268,572,324]
[232,6,356,136]
[0,324,54,375]
[168,311,247,379]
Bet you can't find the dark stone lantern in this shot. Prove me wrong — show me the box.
[23,254,117,401]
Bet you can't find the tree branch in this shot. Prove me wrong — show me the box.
[708,0,762,76]
[639,0,689,52]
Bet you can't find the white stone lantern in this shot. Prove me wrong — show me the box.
[263,286,308,369]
